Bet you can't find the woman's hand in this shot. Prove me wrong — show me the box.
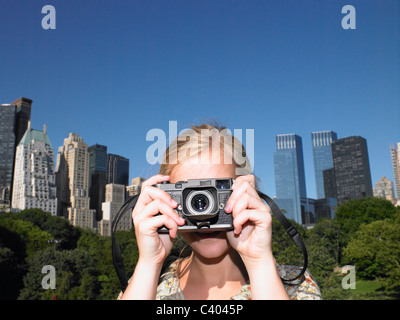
[225,175,289,299]
[121,175,186,300]
[132,174,185,266]
[225,175,273,266]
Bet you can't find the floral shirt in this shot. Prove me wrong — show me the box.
[155,259,322,300]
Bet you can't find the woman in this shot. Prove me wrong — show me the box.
[119,123,321,300]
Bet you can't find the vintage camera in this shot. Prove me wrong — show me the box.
[154,178,234,233]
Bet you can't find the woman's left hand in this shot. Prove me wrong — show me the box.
[225,175,274,266]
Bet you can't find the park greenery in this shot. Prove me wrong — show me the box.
[0,197,399,300]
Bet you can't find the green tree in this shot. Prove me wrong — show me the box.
[14,209,81,250]
[0,225,27,299]
[271,216,306,267]
[0,218,53,259]
[333,197,397,264]
[343,215,400,294]
[18,247,100,300]
[306,218,340,283]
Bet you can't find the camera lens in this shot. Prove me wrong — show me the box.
[186,190,214,216]
[191,194,209,212]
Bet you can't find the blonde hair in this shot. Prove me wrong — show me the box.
[159,122,253,177]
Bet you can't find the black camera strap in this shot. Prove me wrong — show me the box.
[112,191,308,292]
[111,194,140,292]
[256,191,308,285]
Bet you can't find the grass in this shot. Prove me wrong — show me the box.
[346,279,399,300]
[352,280,382,294]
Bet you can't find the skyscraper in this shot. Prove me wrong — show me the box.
[273,134,307,224]
[55,133,96,230]
[11,123,57,216]
[88,144,108,221]
[0,104,17,205]
[390,143,400,201]
[107,154,129,186]
[12,97,33,146]
[331,136,373,204]
[0,97,32,205]
[312,131,337,199]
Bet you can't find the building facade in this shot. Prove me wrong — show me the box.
[99,183,131,236]
[126,177,144,197]
[11,123,57,216]
[0,97,32,205]
[0,103,17,205]
[273,134,307,224]
[390,143,400,202]
[55,133,96,230]
[322,167,337,199]
[107,154,129,186]
[373,176,396,204]
[331,136,373,204]
[88,144,108,221]
[312,131,337,199]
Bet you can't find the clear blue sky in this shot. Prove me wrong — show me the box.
[1,0,399,198]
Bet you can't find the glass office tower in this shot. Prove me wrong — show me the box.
[107,154,129,186]
[312,131,337,199]
[89,144,108,220]
[273,134,307,224]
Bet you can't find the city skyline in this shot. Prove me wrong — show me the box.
[2,96,398,205]
[1,1,399,199]
[1,97,397,230]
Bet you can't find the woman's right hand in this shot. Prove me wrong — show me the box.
[132,174,185,266]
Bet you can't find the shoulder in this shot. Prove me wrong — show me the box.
[278,265,322,300]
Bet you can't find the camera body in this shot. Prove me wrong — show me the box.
[154,178,234,233]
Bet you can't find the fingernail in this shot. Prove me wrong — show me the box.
[225,204,231,212]
[171,199,178,207]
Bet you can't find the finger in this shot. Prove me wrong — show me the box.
[135,185,178,213]
[139,214,179,239]
[141,174,171,189]
[225,181,260,213]
[231,192,268,219]
[232,209,271,235]
[232,175,256,189]
[134,198,185,226]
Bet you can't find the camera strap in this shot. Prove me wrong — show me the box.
[256,191,308,285]
[112,191,308,292]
